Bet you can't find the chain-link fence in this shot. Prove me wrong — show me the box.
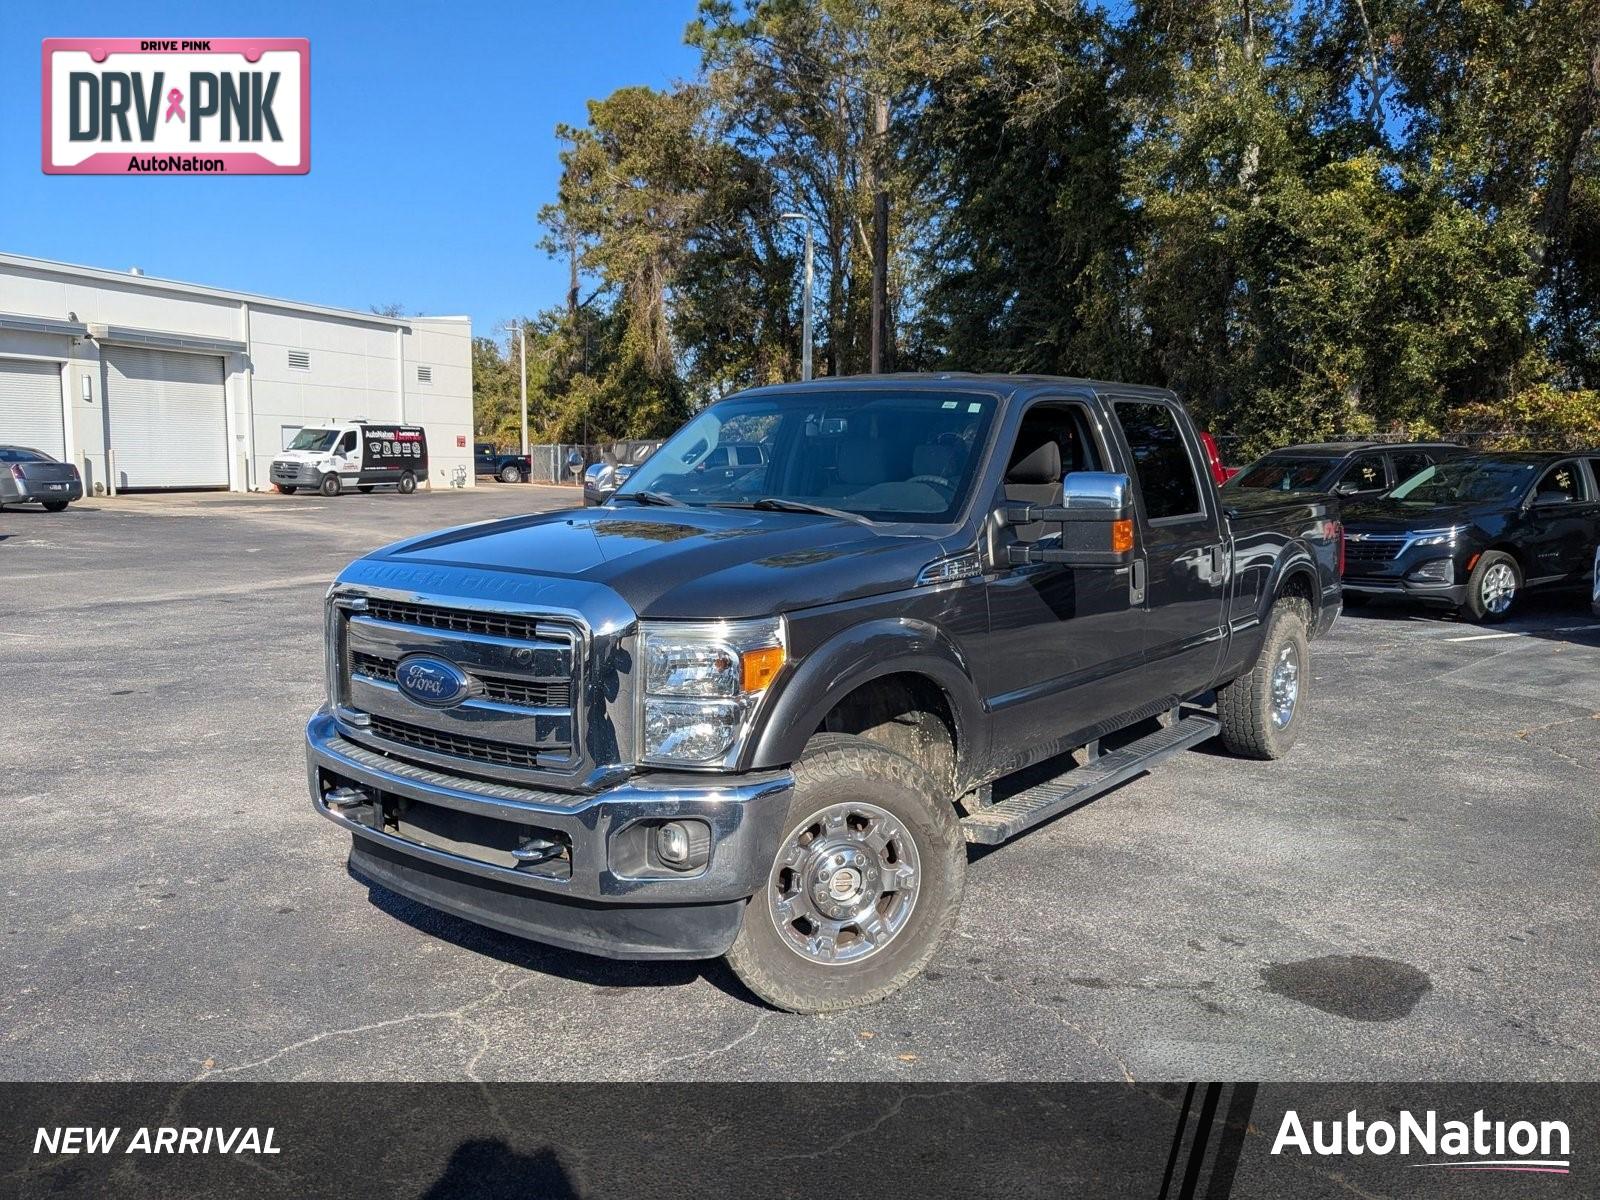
[524,440,664,484]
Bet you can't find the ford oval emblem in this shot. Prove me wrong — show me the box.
[395,655,472,708]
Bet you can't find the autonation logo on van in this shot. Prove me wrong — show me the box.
[1272,1108,1572,1175]
[43,38,309,175]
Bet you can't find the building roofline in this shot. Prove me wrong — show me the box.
[0,250,460,330]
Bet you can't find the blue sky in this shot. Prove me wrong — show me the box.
[0,1,700,346]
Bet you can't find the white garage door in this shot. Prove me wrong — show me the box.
[105,346,228,488]
[0,359,66,460]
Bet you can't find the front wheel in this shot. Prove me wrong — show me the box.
[725,733,964,1013]
[1217,598,1310,760]
[398,471,417,495]
[499,464,522,484]
[319,473,341,497]
[1462,550,1519,623]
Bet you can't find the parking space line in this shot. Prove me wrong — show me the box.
[1444,625,1600,643]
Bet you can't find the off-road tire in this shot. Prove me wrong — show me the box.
[1217,597,1310,760]
[398,471,417,495]
[725,733,964,1013]
[499,464,522,484]
[42,501,69,512]
[319,473,341,497]
[1462,549,1520,623]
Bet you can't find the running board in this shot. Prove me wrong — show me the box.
[960,715,1220,845]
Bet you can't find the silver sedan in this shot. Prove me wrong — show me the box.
[0,446,83,511]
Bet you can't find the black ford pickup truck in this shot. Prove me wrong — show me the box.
[308,375,1341,1011]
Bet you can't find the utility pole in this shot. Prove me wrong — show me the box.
[870,93,891,374]
[517,319,528,456]
[780,212,814,380]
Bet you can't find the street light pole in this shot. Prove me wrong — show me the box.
[780,212,813,381]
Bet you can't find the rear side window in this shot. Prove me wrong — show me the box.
[1534,462,1585,502]
[1113,401,1203,520]
[1392,452,1432,484]
[1337,454,1388,492]
[0,447,50,462]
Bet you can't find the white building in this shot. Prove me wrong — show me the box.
[0,251,473,493]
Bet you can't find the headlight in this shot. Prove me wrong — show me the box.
[639,617,786,766]
[1410,525,1467,548]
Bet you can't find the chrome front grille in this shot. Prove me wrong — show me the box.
[363,598,548,642]
[332,594,584,784]
[350,651,572,709]
[365,714,546,771]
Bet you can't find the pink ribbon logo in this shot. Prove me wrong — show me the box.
[164,88,185,123]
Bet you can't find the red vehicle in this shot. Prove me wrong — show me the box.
[1199,431,1237,485]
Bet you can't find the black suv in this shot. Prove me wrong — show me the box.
[1342,451,1600,621]
[1227,441,1462,500]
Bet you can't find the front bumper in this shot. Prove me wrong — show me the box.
[270,462,315,488]
[306,708,793,958]
[1342,577,1466,606]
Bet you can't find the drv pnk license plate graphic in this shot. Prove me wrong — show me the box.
[42,39,310,175]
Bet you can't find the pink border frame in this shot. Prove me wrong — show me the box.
[42,38,310,175]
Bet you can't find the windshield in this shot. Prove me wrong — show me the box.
[287,429,340,453]
[1229,456,1335,491]
[1387,458,1538,505]
[614,390,998,523]
[0,447,51,462]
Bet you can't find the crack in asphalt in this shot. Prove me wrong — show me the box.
[642,1011,773,1075]
[760,1084,978,1163]
[940,959,1138,1083]
[192,963,536,1082]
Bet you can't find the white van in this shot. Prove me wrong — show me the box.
[269,424,428,496]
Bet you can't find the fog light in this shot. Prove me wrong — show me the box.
[656,821,711,870]
[1408,557,1454,585]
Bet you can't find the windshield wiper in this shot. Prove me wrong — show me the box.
[615,490,687,508]
[710,497,874,525]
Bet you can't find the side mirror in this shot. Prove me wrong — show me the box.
[1000,471,1136,568]
[1333,480,1362,496]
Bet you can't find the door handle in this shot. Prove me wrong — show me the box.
[1129,557,1147,605]
[1210,543,1227,577]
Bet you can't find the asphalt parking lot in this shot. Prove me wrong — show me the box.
[2,485,1597,1082]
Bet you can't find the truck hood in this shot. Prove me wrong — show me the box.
[1341,499,1485,534]
[368,505,945,620]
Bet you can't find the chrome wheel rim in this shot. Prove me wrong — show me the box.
[1270,644,1299,729]
[1481,562,1516,614]
[767,800,920,965]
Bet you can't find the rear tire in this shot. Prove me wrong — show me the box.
[499,464,522,484]
[725,733,964,1013]
[398,471,417,495]
[319,473,341,497]
[1462,550,1519,623]
[42,501,69,512]
[1217,598,1310,760]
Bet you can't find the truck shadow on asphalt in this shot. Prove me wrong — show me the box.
[358,879,759,1005]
